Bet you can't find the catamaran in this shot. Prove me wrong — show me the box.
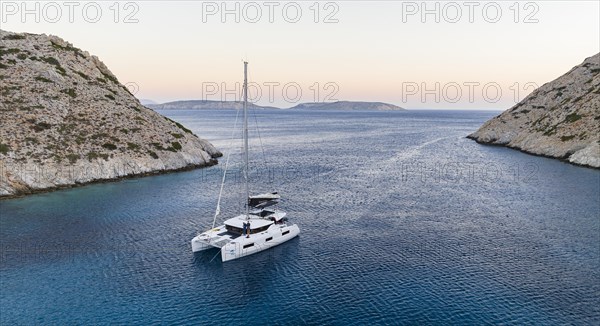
[191,62,300,262]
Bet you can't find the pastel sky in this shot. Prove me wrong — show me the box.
[2,1,599,109]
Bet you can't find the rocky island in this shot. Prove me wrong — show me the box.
[148,100,404,111]
[0,30,222,198]
[468,53,600,168]
[290,101,404,111]
[148,100,277,110]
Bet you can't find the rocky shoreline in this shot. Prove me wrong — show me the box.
[0,30,222,197]
[467,137,599,170]
[0,161,216,200]
[468,53,600,169]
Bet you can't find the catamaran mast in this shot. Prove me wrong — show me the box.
[243,61,249,219]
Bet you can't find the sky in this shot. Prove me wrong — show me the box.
[1,0,599,109]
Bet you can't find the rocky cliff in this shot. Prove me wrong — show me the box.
[468,53,600,168]
[290,101,405,111]
[0,30,222,197]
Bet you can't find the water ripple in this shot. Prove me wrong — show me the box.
[1,110,598,324]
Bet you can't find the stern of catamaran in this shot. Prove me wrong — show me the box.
[191,226,239,252]
[191,236,211,252]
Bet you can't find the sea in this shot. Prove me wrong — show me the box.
[1,109,598,325]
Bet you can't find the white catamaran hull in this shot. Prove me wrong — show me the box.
[221,224,300,262]
[191,223,300,261]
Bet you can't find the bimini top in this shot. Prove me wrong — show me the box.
[249,192,280,200]
[248,192,281,209]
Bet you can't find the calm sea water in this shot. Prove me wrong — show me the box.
[1,110,598,325]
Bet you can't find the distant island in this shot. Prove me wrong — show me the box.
[139,98,158,105]
[147,100,405,111]
[147,100,278,110]
[0,30,222,198]
[289,101,405,111]
[468,53,599,169]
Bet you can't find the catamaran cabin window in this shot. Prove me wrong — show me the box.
[226,224,271,234]
[252,225,271,233]
[226,225,243,234]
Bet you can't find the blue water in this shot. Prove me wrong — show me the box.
[1,110,599,325]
